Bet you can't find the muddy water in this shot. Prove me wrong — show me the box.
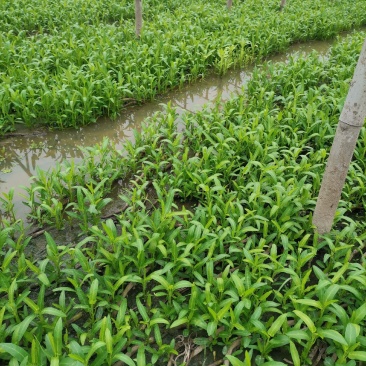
[0,37,338,219]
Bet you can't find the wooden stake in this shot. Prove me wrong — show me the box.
[280,0,286,11]
[313,38,366,234]
[227,0,233,10]
[135,0,143,38]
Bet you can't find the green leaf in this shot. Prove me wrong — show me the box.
[270,205,279,217]
[3,250,17,271]
[112,354,136,366]
[173,280,192,291]
[30,337,42,364]
[136,346,145,365]
[51,357,60,366]
[153,324,162,346]
[170,318,188,328]
[45,232,58,254]
[226,355,245,366]
[85,341,105,363]
[25,260,40,275]
[69,354,85,363]
[12,315,36,344]
[207,321,217,337]
[345,323,360,346]
[41,308,67,318]
[293,310,316,333]
[351,303,366,324]
[313,265,327,281]
[318,329,347,346]
[38,273,50,286]
[59,358,84,366]
[286,330,310,341]
[268,334,289,348]
[294,298,322,309]
[242,226,258,233]
[54,318,63,356]
[231,273,245,297]
[136,297,149,323]
[348,351,366,361]
[0,307,5,328]
[322,284,339,304]
[330,303,349,325]
[45,333,56,357]
[0,344,28,362]
[105,329,113,355]
[150,274,170,290]
[261,362,287,366]
[331,262,348,284]
[298,234,311,247]
[88,279,99,306]
[267,313,287,338]
[289,341,300,366]
[60,357,84,366]
[217,301,233,321]
[88,204,98,214]
[149,317,169,326]
[113,275,141,293]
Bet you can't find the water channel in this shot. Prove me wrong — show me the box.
[0,37,348,219]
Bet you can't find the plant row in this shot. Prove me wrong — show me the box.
[1,0,366,134]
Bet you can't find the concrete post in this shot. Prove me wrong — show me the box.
[313,38,366,234]
[135,0,143,38]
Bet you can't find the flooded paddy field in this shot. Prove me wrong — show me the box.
[0,36,347,220]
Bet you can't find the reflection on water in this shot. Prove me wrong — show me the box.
[0,37,341,219]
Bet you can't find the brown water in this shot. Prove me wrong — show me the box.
[0,38,338,219]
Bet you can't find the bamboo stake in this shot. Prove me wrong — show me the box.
[313,38,366,234]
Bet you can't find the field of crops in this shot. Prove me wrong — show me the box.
[1,31,366,365]
[0,0,366,135]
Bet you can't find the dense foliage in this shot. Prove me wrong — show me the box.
[1,32,366,365]
[1,0,366,134]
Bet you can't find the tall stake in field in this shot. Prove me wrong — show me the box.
[135,0,143,38]
[280,0,286,11]
[227,0,233,10]
[313,38,366,234]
